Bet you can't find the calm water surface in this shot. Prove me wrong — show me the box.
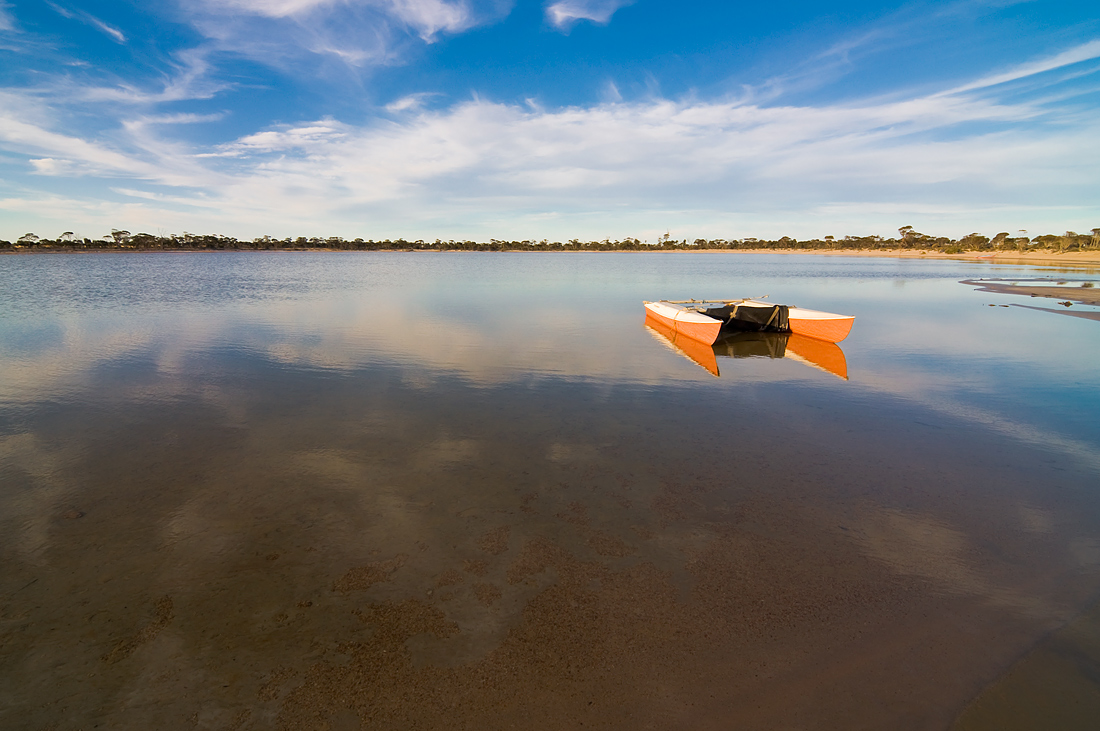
[2,252,1099,730]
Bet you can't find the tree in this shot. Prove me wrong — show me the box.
[1091,228,1100,250]
[898,226,928,247]
[59,231,75,242]
[17,233,39,246]
[959,233,991,250]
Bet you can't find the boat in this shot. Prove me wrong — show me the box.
[644,316,849,380]
[642,299,854,345]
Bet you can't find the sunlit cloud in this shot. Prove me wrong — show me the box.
[1,32,1098,240]
[545,0,632,30]
[46,2,127,43]
[186,0,489,73]
[74,49,225,105]
[206,0,343,17]
[0,2,16,32]
[0,108,157,178]
[28,158,80,176]
[206,0,476,35]
[124,112,227,127]
[947,38,1100,94]
[385,92,441,112]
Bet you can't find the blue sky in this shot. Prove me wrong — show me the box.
[0,0,1098,241]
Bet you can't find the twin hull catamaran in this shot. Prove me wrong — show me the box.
[644,315,849,379]
[642,299,854,345]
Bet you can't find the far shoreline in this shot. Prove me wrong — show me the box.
[3,246,1100,267]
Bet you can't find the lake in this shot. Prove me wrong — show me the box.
[2,252,1099,730]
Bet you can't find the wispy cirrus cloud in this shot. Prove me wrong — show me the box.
[545,0,632,30]
[0,2,16,32]
[385,91,441,112]
[206,0,474,39]
[946,38,1100,94]
[69,48,225,105]
[186,0,489,74]
[1,38,1098,240]
[46,2,127,43]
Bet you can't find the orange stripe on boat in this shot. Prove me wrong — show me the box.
[673,319,722,344]
[787,311,854,343]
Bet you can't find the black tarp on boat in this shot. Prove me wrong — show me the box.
[703,302,789,333]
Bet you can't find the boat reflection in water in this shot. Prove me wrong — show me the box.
[644,314,849,380]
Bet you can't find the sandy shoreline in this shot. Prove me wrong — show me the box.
[707,249,1100,267]
[961,279,1100,306]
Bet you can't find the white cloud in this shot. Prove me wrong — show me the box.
[1,42,1098,240]
[385,0,471,39]
[73,48,224,105]
[545,0,632,30]
[127,112,227,126]
[205,0,340,17]
[84,14,126,43]
[192,0,477,63]
[224,120,349,153]
[46,2,127,43]
[0,2,16,32]
[0,113,155,178]
[948,38,1100,94]
[385,92,439,112]
[28,158,80,175]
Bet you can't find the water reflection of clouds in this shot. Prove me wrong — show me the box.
[3,261,1099,477]
[1,300,719,406]
[4,258,1094,390]
[851,507,1063,620]
[0,433,77,562]
[4,318,1098,488]
[0,323,161,403]
[8,255,1100,728]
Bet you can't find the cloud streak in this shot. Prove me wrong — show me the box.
[0,3,15,32]
[214,0,474,38]
[1,40,1098,240]
[184,0,488,75]
[46,2,127,43]
[947,38,1100,94]
[545,0,632,30]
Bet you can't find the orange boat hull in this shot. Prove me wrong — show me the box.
[643,304,722,345]
[787,314,854,343]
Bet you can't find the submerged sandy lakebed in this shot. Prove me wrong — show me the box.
[1,252,1099,729]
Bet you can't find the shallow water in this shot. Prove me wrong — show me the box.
[2,252,1099,729]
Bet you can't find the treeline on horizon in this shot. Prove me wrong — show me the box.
[5,226,1100,253]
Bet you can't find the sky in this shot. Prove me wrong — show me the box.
[0,0,1098,242]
